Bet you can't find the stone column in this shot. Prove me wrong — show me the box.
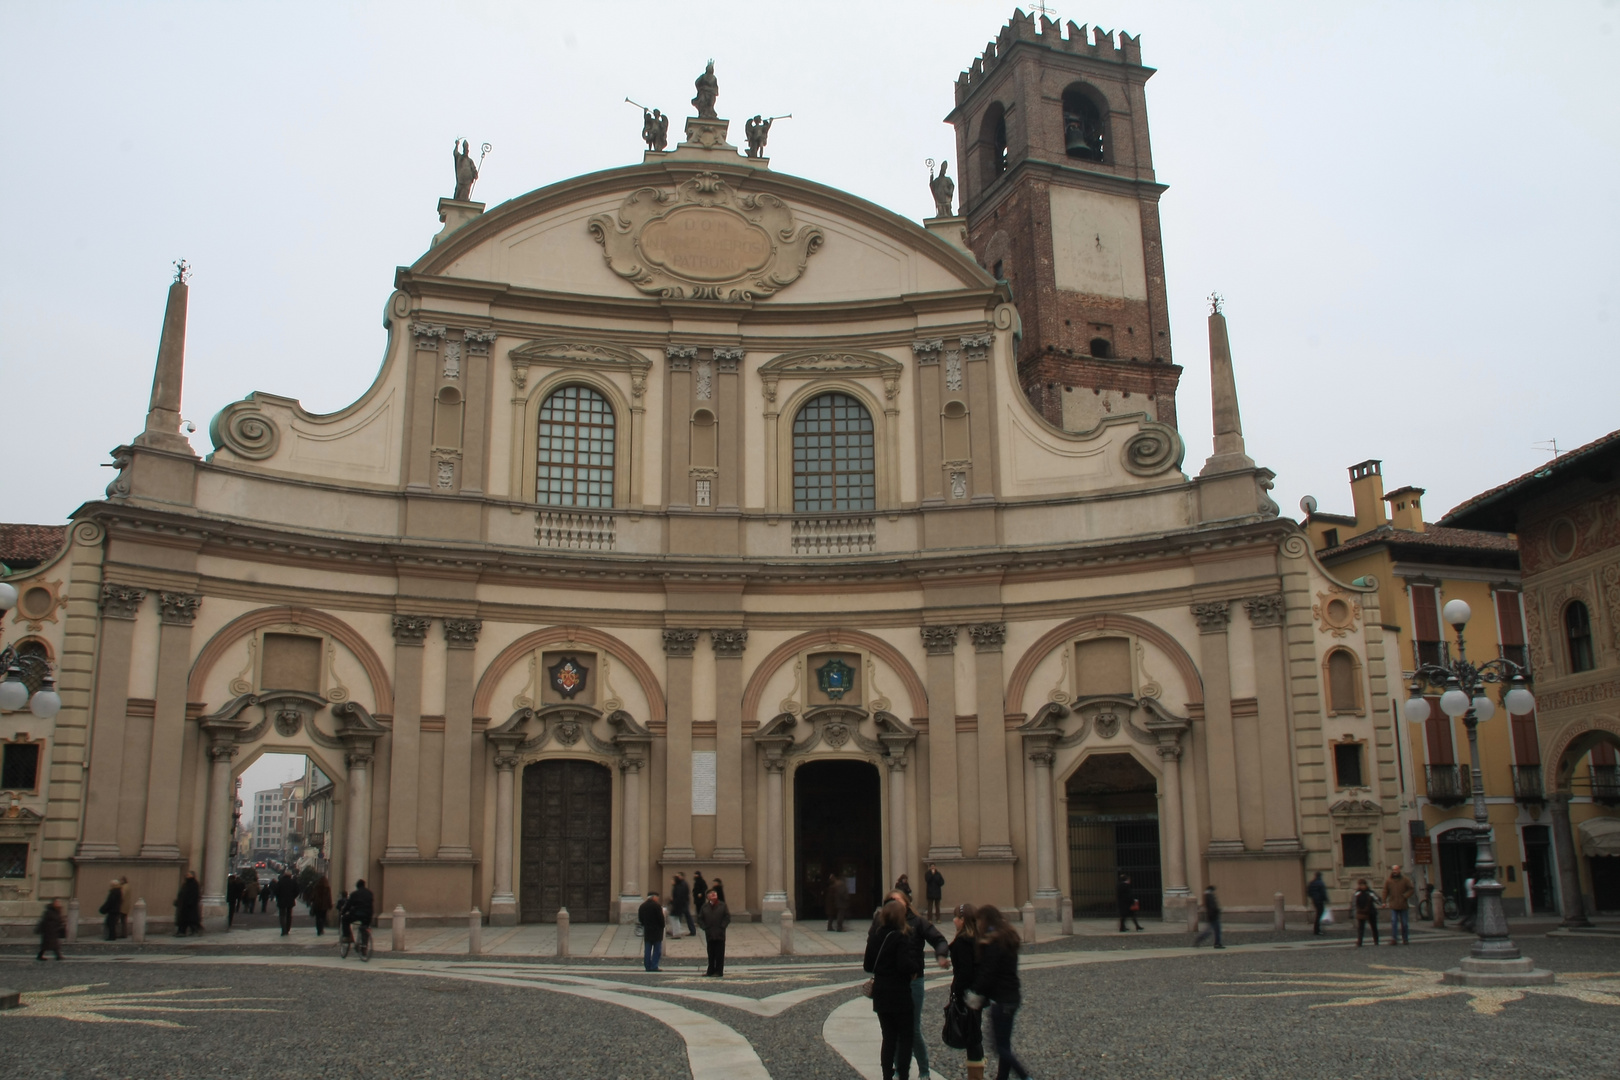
[618,756,644,916]
[1244,594,1302,850]
[439,618,481,859]
[508,358,531,499]
[714,347,743,510]
[665,347,695,509]
[970,624,1013,858]
[711,629,748,860]
[1192,601,1244,853]
[661,629,699,861]
[763,758,788,910]
[459,330,495,494]
[488,743,520,924]
[202,742,237,916]
[1028,741,1060,905]
[1548,792,1590,927]
[912,340,945,504]
[405,323,447,491]
[1154,739,1189,896]
[141,591,200,859]
[79,584,146,858]
[343,749,374,892]
[384,615,431,859]
[887,753,909,887]
[921,625,962,860]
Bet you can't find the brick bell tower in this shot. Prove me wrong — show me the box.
[947,10,1181,432]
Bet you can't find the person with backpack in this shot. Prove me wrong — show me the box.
[865,898,920,1080]
[964,905,1031,1080]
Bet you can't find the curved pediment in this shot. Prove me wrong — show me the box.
[757,349,904,378]
[507,340,652,373]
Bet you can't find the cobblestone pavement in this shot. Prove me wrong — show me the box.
[2,932,1616,1079]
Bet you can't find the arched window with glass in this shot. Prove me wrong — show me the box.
[792,392,875,513]
[536,385,615,507]
[1566,600,1595,673]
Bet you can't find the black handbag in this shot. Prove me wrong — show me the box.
[941,994,972,1050]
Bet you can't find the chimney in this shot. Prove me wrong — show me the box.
[1384,485,1426,533]
[1199,299,1254,476]
[1348,460,1386,532]
[133,264,197,455]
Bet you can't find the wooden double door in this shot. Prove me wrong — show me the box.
[520,759,612,923]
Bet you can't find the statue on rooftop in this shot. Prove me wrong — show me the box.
[452,139,479,201]
[745,115,773,158]
[928,159,955,218]
[642,109,669,151]
[692,60,719,120]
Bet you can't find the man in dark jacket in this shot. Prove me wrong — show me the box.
[669,874,694,937]
[175,870,202,935]
[342,878,374,943]
[887,888,950,1080]
[924,863,945,922]
[273,871,299,936]
[1117,873,1143,932]
[226,872,244,926]
[37,898,66,960]
[692,871,708,908]
[1307,871,1330,935]
[696,889,730,977]
[1194,884,1224,948]
[100,878,123,941]
[638,891,667,971]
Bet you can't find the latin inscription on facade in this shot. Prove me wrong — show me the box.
[640,208,772,282]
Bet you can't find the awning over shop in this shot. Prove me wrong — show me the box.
[1577,817,1620,857]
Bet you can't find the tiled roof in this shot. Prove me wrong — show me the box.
[0,524,68,570]
[1442,428,1620,532]
[1317,523,1518,562]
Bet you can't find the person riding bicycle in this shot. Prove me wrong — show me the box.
[341,878,375,944]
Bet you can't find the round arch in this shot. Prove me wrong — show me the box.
[1548,717,1620,791]
[471,625,666,729]
[1005,613,1204,717]
[1059,80,1110,162]
[521,371,634,510]
[1054,742,1164,791]
[741,628,928,729]
[187,606,393,714]
[775,379,895,513]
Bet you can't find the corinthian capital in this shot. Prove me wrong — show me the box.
[920,625,959,655]
[1190,601,1231,634]
[392,614,432,644]
[99,583,147,620]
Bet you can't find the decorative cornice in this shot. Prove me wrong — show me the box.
[968,622,1006,652]
[1190,601,1231,634]
[99,583,147,621]
[444,617,483,648]
[1243,593,1286,629]
[662,628,700,656]
[710,628,749,656]
[392,614,433,644]
[155,590,201,626]
[920,624,960,655]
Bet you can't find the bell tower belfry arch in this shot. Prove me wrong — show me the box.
[946,11,1181,432]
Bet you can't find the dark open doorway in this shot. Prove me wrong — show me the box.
[795,759,882,922]
[1067,753,1162,917]
[1436,826,1478,919]
[520,759,612,923]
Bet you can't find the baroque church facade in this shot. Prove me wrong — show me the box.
[2,12,1402,929]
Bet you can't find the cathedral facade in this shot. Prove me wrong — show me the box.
[2,13,1401,930]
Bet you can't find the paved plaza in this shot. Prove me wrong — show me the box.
[3,923,1618,1079]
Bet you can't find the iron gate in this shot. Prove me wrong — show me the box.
[1068,813,1162,917]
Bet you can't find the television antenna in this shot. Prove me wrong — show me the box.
[1532,439,1560,460]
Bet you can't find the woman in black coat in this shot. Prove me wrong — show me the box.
[948,903,986,1080]
[966,905,1030,1080]
[864,899,920,1080]
[174,870,202,936]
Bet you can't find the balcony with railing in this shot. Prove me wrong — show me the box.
[1512,765,1545,804]
[1425,764,1472,807]
[1593,765,1620,806]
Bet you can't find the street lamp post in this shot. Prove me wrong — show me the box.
[1404,598,1553,987]
[0,583,64,720]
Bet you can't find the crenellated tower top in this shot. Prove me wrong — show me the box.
[955,10,1144,108]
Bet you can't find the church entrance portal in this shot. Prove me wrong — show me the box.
[1066,753,1162,917]
[520,759,612,923]
[795,759,882,923]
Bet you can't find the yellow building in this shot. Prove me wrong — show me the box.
[1305,461,1553,918]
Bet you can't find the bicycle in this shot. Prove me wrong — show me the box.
[339,918,373,962]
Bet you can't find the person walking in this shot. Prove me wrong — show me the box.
[226,872,244,928]
[965,905,1031,1080]
[273,870,299,936]
[669,873,694,938]
[887,887,950,1080]
[894,873,913,902]
[259,878,272,912]
[639,891,667,971]
[826,871,849,932]
[1381,864,1415,945]
[697,888,730,977]
[948,903,986,1080]
[1194,884,1224,948]
[1116,873,1143,932]
[100,878,123,941]
[924,863,946,922]
[243,873,260,917]
[865,899,920,1080]
[309,875,334,936]
[1307,871,1330,935]
[693,870,708,909]
[1352,878,1380,946]
[36,898,65,961]
[175,870,202,935]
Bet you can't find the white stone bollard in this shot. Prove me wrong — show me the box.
[132,899,147,944]
[469,908,482,956]
[1274,892,1286,931]
[780,910,795,955]
[391,905,407,953]
[66,898,79,943]
[1060,896,1073,936]
[556,907,571,956]
[1021,902,1037,944]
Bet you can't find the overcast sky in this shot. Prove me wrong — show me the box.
[3,1,1617,529]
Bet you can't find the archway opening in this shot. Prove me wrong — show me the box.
[1066,753,1161,917]
[1435,826,1478,918]
[794,759,882,923]
[232,751,336,928]
[520,759,612,923]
